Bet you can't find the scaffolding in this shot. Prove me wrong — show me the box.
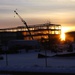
[0,23,61,42]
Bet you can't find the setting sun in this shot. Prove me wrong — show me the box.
[60,27,66,41]
[60,32,65,41]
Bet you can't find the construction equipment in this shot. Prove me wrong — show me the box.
[14,10,33,40]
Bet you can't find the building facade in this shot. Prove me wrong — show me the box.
[65,31,75,43]
[0,23,61,45]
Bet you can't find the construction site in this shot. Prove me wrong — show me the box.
[0,11,61,51]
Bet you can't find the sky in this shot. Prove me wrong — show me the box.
[0,0,75,32]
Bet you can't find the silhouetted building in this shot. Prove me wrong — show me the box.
[0,23,61,45]
[0,32,17,45]
[65,31,75,43]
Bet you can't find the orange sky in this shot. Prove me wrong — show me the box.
[0,0,75,33]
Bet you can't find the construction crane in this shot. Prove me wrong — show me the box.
[14,10,33,40]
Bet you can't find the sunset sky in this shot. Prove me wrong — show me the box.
[0,0,75,32]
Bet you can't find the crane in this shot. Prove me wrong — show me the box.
[14,10,33,40]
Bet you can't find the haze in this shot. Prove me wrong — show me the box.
[0,0,75,32]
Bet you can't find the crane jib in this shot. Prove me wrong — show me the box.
[14,10,33,40]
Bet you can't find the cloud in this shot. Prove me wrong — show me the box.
[0,0,75,14]
[0,0,75,29]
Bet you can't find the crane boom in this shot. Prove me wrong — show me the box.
[14,10,33,40]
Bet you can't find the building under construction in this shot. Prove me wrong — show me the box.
[0,23,61,45]
[0,10,62,50]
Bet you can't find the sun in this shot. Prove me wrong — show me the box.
[60,27,66,41]
[60,32,65,41]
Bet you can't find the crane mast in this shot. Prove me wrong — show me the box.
[14,10,33,40]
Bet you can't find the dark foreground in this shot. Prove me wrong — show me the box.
[0,71,75,75]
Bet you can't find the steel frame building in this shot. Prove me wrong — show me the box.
[0,23,61,45]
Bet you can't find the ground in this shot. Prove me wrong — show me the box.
[0,50,75,74]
